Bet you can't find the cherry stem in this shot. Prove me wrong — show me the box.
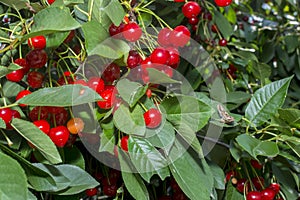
[138,101,148,112]
[1,130,13,146]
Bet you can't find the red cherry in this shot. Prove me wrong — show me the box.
[47,0,55,4]
[28,36,46,49]
[143,108,162,129]
[246,191,262,200]
[236,178,248,193]
[214,0,232,7]
[203,12,213,20]
[29,106,49,121]
[250,159,263,169]
[150,47,170,65]
[188,17,199,25]
[174,0,185,2]
[219,38,228,46]
[87,77,105,94]
[182,1,201,18]
[261,188,276,200]
[103,184,117,197]
[252,177,265,191]
[0,108,13,124]
[85,188,97,197]
[6,69,24,82]
[57,76,74,85]
[109,23,125,39]
[16,90,32,107]
[225,170,237,182]
[127,50,142,69]
[14,58,30,74]
[26,49,48,69]
[211,24,218,33]
[102,63,121,83]
[169,25,191,47]
[173,191,188,200]
[166,47,180,65]
[170,178,180,192]
[146,89,152,98]
[122,22,142,42]
[6,110,21,129]
[33,120,50,135]
[51,108,69,126]
[120,135,129,151]
[49,126,70,147]
[63,30,75,43]
[268,183,280,194]
[97,87,116,109]
[27,71,44,88]
[157,28,172,47]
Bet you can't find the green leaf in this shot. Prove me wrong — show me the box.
[81,20,109,55]
[63,146,85,169]
[245,76,293,126]
[278,108,300,129]
[113,104,146,136]
[18,85,101,107]
[0,118,6,129]
[128,137,169,182]
[236,134,279,158]
[209,162,225,190]
[46,31,70,48]
[103,0,125,26]
[249,61,271,85]
[261,42,275,63]
[147,68,181,84]
[214,10,233,39]
[0,63,22,79]
[119,151,150,200]
[27,190,37,200]
[117,79,147,107]
[168,140,213,200]
[224,181,244,200]
[0,0,29,10]
[89,0,110,27]
[11,118,62,164]
[0,151,28,200]
[284,35,299,53]
[226,91,251,104]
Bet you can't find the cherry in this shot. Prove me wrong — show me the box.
[27,71,44,88]
[97,87,116,109]
[146,89,152,98]
[157,28,171,47]
[174,0,185,2]
[16,90,32,107]
[250,159,263,169]
[166,47,180,65]
[246,191,262,200]
[47,0,55,4]
[33,120,50,135]
[102,63,121,83]
[26,49,48,68]
[150,47,170,65]
[188,17,199,25]
[109,23,125,39]
[28,36,46,49]
[120,135,129,151]
[47,106,64,114]
[268,183,280,194]
[252,177,265,191]
[63,30,75,43]
[6,110,21,129]
[94,172,104,182]
[173,191,188,200]
[103,184,117,197]
[214,0,232,7]
[127,50,142,69]
[211,24,218,33]
[261,188,276,200]
[169,25,191,47]
[51,108,69,126]
[143,108,162,129]
[85,188,97,197]
[57,76,74,85]
[67,117,85,134]
[236,178,248,193]
[170,178,181,192]
[29,106,48,121]
[122,22,142,42]
[49,126,70,147]
[87,77,105,94]
[203,12,213,21]
[0,108,13,124]
[219,38,228,46]
[14,58,30,74]
[182,1,201,18]
[225,170,237,182]
[6,69,24,82]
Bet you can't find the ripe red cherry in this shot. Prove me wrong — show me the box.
[166,47,180,65]
[0,108,13,124]
[85,187,97,197]
[51,108,69,126]
[157,28,171,47]
[170,25,191,47]
[87,77,105,94]
[14,58,30,74]
[246,191,262,200]
[29,106,49,121]
[57,75,74,85]
[47,0,55,4]
[214,0,232,7]
[27,71,44,88]
[49,126,70,147]
[122,22,142,42]
[109,23,125,39]
[252,177,265,191]
[211,24,218,33]
[103,184,117,197]
[6,69,24,82]
[120,135,129,151]
[6,109,21,129]
[219,38,228,46]
[102,63,121,83]
[188,17,199,25]
[236,178,248,193]
[33,120,50,135]
[225,170,237,182]
[26,49,48,68]
[28,36,46,49]
[174,0,185,2]
[268,183,280,194]
[16,90,32,107]
[143,108,162,129]
[97,87,116,109]
[250,159,263,169]
[261,188,276,200]
[127,50,142,69]
[146,89,152,98]
[150,47,170,65]
[182,1,201,18]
